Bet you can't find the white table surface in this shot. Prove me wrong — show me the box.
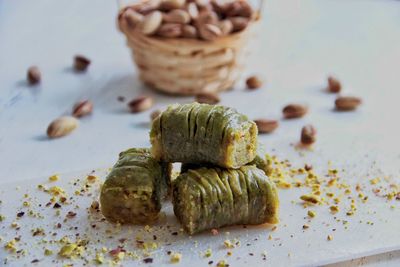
[1,0,400,266]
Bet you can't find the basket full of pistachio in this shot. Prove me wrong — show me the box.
[118,0,260,95]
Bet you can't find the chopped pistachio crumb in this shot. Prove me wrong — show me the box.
[224,240,235,249]
[313,190,321,196]
[328,169,338,175]
[4,239,17,252]
[276,180,292,189]
[0,215,5,222]
[327,178,337,186]
[37,184,45,190]
[204,248,212,258]
[307,210,316,218]
[58,243,78,258]
[170,252,182,263]
[327,235,333,241]
[370,178,380,185]
[116,252,125,261]
[95,252,104,264]
[217,260,228,267]
[87,175,97,183]
[49,174,59,182]
[44,248,53,256]
[49,186,66,196]
[300,194,320,204]
[346,210,354,216]
[329,206,339,214]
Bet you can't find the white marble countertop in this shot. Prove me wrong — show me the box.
[1,0,400,266]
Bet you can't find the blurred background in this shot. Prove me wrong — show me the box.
[1,0,399,181]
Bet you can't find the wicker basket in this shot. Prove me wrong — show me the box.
[118,3,260,95]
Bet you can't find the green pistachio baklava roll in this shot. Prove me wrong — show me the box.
[181,155,270,175]
[247,154,272,176]
[173,165,279,235]
[100,148,171,224]
[150,103,258,169]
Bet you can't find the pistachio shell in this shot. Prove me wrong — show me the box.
[156,23,182,38]
[199,23,222,41]
[163,9,191,24]
[182,24,198,38]
[141,11,163,35]
[47,116,78,138]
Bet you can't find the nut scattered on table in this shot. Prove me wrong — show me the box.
[246,75,262,89]
[47,116,79,139]
[327,76,341,93]
[195,92,220,104]
[72,100,93,118]
[282,104,308,119]
[27,66,41,85]
[301,124,316,145]
[74,55,91,71]
[254,119,278,134]
[335,96,362,111]
[128,96,154,113]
